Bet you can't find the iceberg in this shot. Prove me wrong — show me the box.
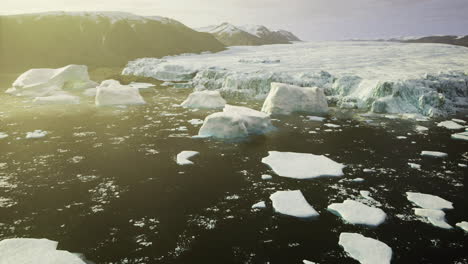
[261,82,328,115]
[180,90,226,109]
[95,80,146,106]
[339,233,392,264]
[406,192,453,210]
[7,65,97,97]
[261,151,345,179]
[198,105,273,139]
[176,151,199,165]
[414,208,452,229]
[33,93,80,105]
[0,238,86,264]
[269,190,319,219]
[327,200,386,227]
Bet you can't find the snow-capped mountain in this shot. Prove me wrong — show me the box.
[0,11,225,71]
[196,23,300,46]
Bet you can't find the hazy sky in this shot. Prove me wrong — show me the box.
[2,0,468,40]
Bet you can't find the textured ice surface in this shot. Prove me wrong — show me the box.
[261,82,328,115]
[261,151,345,179]
[95,80,146,106]
[180,90,226,109]
[198,105,273,139]
[406,192,453,210]
[176,151,199,165]
[269,190,319,218]
[421,151,448,158]
[7,65,97,97]
[339,233,392,264]
[123,41,468,116]
[25,130,48,139]
[327,200,386,226]
[0,238,86,264]
[414,208,452,229]
[456,221,468,232]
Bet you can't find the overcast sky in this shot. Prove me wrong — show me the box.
[2,0,468,40]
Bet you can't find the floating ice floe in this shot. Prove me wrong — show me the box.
[327,200,386,226]
[451,131,468,141]
[6,64,97,97]
[26,130,48,139]
[415,125,428,132]
[198,105,273,139]
[408,162,421,169]
[95,80,146,106]
[437,120,464,130]
[180,90,226,109]
[420,151,448,158]
[261,82,328,115]
[261,151,345,180]
[360,190,375,201]
[414,208,452,229]
[456,221,468,232]
[176,151,199,165]
[33,93,80,105]
[339,233,392,264]
[452,118,466,124]
[252,201,266,209]
[0,132,8,139]
[0,238,86,264]
[307,116,326,122]
[188,119,204,126]
[128,82,155,89]
[269,190,319,219]
[303,260,317,264]
[406,192,453,210]
[261,174,273,180]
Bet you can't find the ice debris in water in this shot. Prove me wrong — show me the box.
[0,132,8,139]
[269,190,319,219]
[307,116,326,122]
[128,82,155,89]
[261,151,345,179]
[456,221,468,232]
[252,201,266,209]
[95,79,146,106]
[339,233,392,264]
[176,151,199,165]
[414,208,452,229]
[406,192,453,210]
[33,93,80,105]
[180,90,226,109]
[437,120,464,130]
[451,131,468,141]
[198,105,273,139]
[188,119,204,126]
[26,130,48,139]
[420,151,448,158]
[327,200,387,227]
[408,163,421,169]
[261,82,328,115]
[0,238,87,264]
[261,174,273,180]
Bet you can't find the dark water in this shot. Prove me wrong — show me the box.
[0,82,467,264]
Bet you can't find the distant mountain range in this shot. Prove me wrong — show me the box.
[0,11,225,72]
[350,35,468,48]
[195,23,301,46]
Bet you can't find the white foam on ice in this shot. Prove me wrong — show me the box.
[95,80,146,106]
[26,130,48,139]
[176,151,199,165]
[0,238,86,264]
[406,192,453,210]
[420,151,448,158]
[327,200,386,226]
[414,208,452,229]
[269,190,319,218]
[339,233,392,264]
[180,90,226,109]
[261,82,328,115]
[261,151,345,179]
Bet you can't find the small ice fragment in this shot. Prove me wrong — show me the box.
[252,201,266,209]
[26,130,48,139]
[261,174,273,180]
[455,221,468,232]
[421,151,448,158]
[408,163,421,169]
[176,151,199,165]
[437,120,464,130]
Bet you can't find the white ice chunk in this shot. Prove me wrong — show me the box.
[252,201,266,209]
[0,238,86,264]
[339,233,392,264]
[176,151,199,165]
[307,116,326,122]
[415,125,428,132]
[261,174,273,180]
[456,221,468,232]
[406,192,453,210]
[188,119,204,126]
[359,190,374,201]
[180,90,226,109]
[303,260,317,264]
[437,120,464,130]
[261,83,328,115]
[269,190,319,218]
[128,82,155,89]
[95,80,146,106]
[33,93,80,105]
[452,118,466,124]
[0,132,8,139]
[327,200,386,226]
[451,131,468,141]
[26,130,48,139]
[420,151,448,158]
[408,163,421,169]
[414,208,452,229]
[7,65,97,97]
[261,151,345,179]
[198,105,273,139]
